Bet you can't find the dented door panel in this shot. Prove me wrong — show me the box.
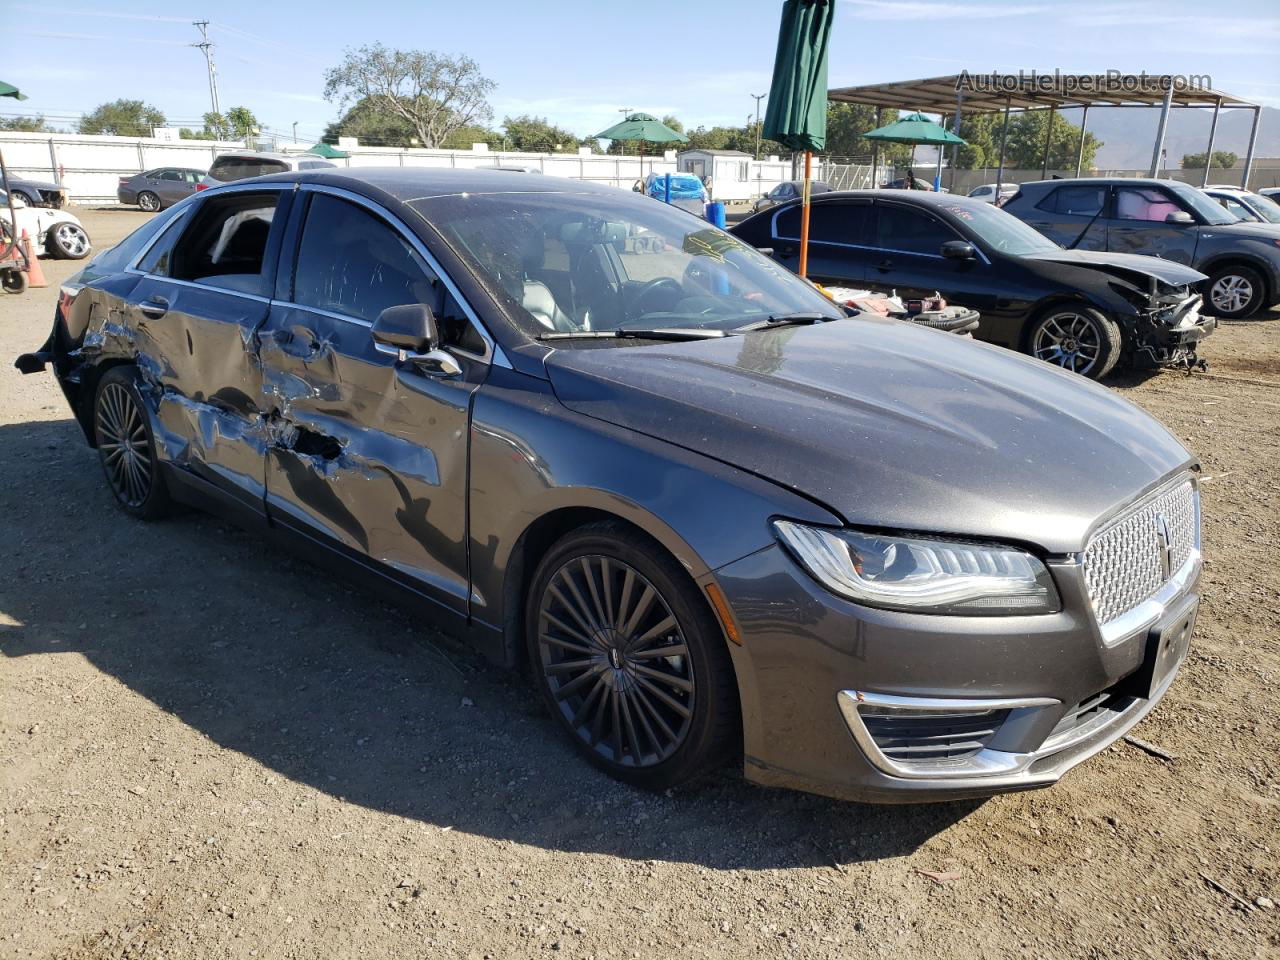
[259,302,481,614]
[126,277,271,513]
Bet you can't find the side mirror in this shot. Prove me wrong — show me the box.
[373,303,438,353]
[1165,211,1194,225]
[941,240,976,260]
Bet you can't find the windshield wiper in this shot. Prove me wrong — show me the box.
[537,328,729,342]
[733,312,832,332]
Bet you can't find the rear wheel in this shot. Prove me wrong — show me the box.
[137,191,161,213]
[1205,264,1264,319]
[94,367,172,519]
[1027,306,1122,379]
[526,522,738,790]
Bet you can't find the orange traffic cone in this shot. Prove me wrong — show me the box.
[20,230,48,288]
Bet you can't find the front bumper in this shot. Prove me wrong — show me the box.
[713,543,1200,803]
[1132,302,1217,369]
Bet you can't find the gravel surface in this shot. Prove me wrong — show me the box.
[2,208,1277,960]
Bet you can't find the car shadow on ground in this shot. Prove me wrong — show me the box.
[0,417,979,872]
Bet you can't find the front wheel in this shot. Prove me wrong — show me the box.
[1026,306,1122,380]
[526,523,739,790]
[47,222,91,260]
[1205,264,1264,319]
[94,367,173,519]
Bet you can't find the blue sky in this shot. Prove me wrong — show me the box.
[4,0,1279,143]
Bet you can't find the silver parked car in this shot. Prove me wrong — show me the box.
[118,168,206,212]
[967,182,1019,205]
[0,173,67,208]
[1202,185,1280,226]
[198,151,336,190]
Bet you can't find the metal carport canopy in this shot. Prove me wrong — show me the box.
[828,74,1262,188]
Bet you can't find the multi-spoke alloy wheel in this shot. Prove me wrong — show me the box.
[528,524,738,789]
[1028,307,1121,380]
[537,555,694,767]
[1206,265,1263,319]
[49,222,91,259]
[93,368,172,519]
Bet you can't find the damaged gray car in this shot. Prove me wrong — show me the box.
[16,169,1203,803]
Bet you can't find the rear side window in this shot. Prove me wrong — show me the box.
[136,211,191,276]
[1038,185,1106,217]
[775,201,870,245]
[84,202,186,274]
[874,205,958,255]
[168,191,280,294]
[208,157,289,183]
[297,160,336,171]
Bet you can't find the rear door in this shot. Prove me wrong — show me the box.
[122,185,290,517]
[1018,183,1110,249]
[1104,185,1199,264]
[770,199,872,286]
[258,186,490,615]
[154,169,188,206]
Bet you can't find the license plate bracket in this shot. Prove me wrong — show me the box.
[1129,593,1198,699]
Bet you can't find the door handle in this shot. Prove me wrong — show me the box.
[138,296,169,319]
[876,259,893,272]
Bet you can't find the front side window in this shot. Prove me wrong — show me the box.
[167,191,279,294]
[874,205,958,255]
[1114,186,1186,223]
[411,188,841,341]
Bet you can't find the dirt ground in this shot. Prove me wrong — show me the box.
[1,207,1277,960]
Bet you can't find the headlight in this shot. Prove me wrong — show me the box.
[772,521,1060,615]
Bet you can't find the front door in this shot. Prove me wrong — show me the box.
[259,188,489,615]
[1104,185,1200,264]
[123,187,289,516]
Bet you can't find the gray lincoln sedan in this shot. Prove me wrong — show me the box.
[16,169,1201,803]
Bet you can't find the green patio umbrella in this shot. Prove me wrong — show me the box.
[864,112,965,189]
[0,81,28,100]
[591,112,687,183]
[307,142,349,159]
[760,0,836,276]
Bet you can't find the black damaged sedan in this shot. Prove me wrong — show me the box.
[730,190,1214,379]
[17,169,1203,803]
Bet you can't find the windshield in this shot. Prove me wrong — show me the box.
[1242,192,1280,224]
[1167,182,1238,225]
[935,200,1061,255]
[411,189,844,342]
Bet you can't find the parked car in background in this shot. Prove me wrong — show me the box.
[16,168,1203,804]
[881,177,946,192]
[118,168,206,211]
[0,190,91,258]
[968,182,1019,205]
[1202,185,1280,226]
[730,190,1212,379]
[753,179,832,213]
[0,173,67,208]
[1002,178,1280,319]
[1258,187,1280,201]
[643,172,708,215]
[198,151,336,190]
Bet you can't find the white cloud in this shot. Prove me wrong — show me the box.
[844,0,1047,20]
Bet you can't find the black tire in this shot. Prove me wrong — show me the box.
[1025,305,1122,380]
[93,366,173,520]
[1205,264,1265,319]
[46,221,91,260]
[11,190,35,206]
[137,191,161,213]
[1,268,26,294]
[526,521,739,790]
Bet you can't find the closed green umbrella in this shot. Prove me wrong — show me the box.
[592,112,687,183]
[307,142,350,159]
[760,0,836,276]
[864,112,965,189]
[0,81,28,100]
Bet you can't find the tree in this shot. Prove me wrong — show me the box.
[0,115,48,132]
[78,99,165,137]
[1181,150,1238,170]
[324,96,416,146]
[978,111,1102,171]
[324,44,495,148]
[500,115,577,153]
[825,103,910,163]
[225,106,259,140]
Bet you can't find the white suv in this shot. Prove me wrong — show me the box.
[198,152,336,191]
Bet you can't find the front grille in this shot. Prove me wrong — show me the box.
[1083,479,1197,626]
[861,710,1008,765]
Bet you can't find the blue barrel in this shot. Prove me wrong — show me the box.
[705,202,726,229]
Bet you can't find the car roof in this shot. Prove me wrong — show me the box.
[1015,177,1195,191]
[799,189,984,210]
[245,166,636,201]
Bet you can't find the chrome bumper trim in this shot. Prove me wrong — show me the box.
[1096,549,1201,647]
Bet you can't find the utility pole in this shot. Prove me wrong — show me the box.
[191,20,221,121]
[292,121,298,143]
[751,93,767,160]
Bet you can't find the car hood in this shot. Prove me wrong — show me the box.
[544,319,1194,554]
[1022,249,1205,286]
